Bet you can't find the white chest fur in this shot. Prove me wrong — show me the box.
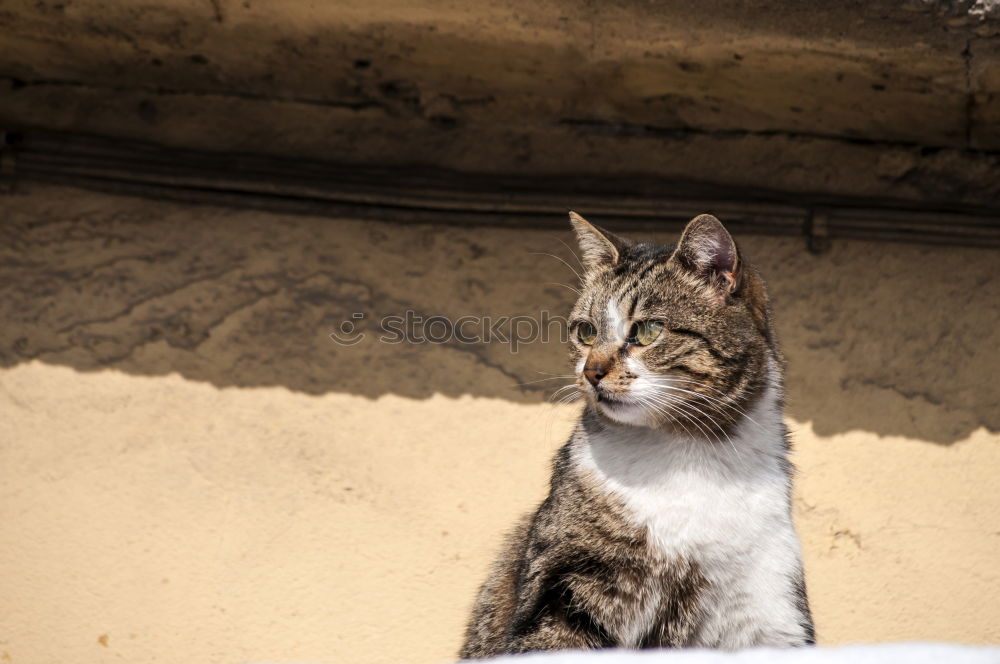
[573,381,810,648]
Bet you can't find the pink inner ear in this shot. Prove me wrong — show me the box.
[674,215,742,294]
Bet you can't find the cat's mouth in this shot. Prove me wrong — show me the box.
[594,392,636,409]
[593,392,650,426]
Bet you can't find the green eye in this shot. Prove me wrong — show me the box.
[630,320,664,346]
[577,321,597,346]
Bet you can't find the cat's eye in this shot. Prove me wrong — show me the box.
[628,320,664,346]
[577,321,597,346]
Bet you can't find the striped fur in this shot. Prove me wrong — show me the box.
[459,213,814,658]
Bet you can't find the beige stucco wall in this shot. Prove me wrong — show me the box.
[1,183,998,664]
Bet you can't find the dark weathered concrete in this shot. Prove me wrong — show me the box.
[2,1,1000,208]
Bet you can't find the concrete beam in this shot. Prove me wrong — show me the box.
[2,0,999,208]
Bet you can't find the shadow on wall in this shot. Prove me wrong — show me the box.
[2,183,998,444]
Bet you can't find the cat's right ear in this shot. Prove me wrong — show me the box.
[569,211,628,272]
[670,214,741,295]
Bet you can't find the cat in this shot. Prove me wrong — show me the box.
[459,212,814,658]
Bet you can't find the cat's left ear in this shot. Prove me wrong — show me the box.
[569,211,630,272]
[671,214,741,295]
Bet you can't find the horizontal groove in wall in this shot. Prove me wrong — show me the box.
[4,130,1000,249]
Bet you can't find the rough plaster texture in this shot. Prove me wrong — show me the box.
[1,184,999,664]
[3,1,1000,207]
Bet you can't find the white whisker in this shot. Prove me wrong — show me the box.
[641,391,748,471]
[530,251,583,282]
[554,236,587,273]
[516,375,576,387]
[546,282,582,296]
[646,377,765,430]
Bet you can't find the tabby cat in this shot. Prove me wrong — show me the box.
[459,213,814,658]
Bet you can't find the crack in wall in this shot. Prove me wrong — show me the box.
[558,117,1000,157]
[2,77,386,113]
[6,72,999,156]
[963,38,977,147]
[4,248,540,394]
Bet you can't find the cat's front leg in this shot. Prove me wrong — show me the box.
[502,612,607,654]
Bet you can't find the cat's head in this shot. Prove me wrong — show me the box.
[567,212,776,433]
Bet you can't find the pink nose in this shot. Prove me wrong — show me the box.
[583,365,608,387]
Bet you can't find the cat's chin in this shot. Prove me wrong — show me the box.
[594,398,653,427]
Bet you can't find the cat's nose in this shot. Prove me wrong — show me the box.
[584,365,608,387]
